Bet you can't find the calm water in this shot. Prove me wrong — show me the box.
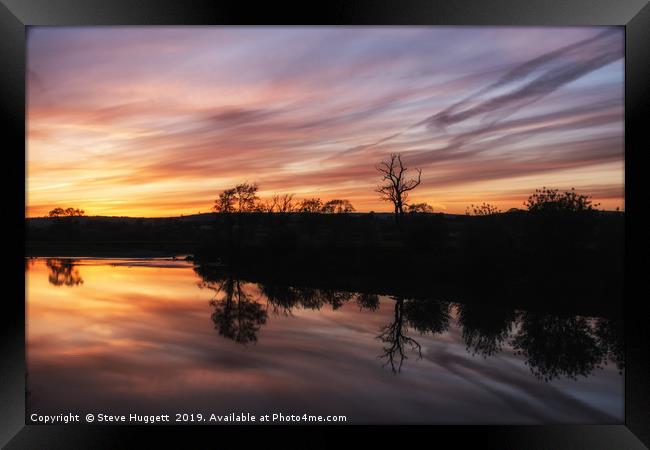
[25,257,624,424]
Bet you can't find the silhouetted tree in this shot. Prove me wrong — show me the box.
[48,207,84,217]
[522,187,600,265]
[376,153,422,223]
[261,194,296,213]
[406,202,434,214]
[273,194,296,213]
[213,188,236,213]
[321,199,355,214]
[213,183,260,213]
[524,187,599,213]
[465,203,501,216]
[233,183,260,213]
[65,207,84,216]
[256,198,274,213]
[298,198,323,213]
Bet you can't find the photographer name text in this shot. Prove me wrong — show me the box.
[29,412,347,424]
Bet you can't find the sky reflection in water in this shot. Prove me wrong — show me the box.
[26,258,623,424]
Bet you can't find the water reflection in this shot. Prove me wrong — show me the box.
[190,262,623,380]
[46,258,84,286]
[376,297,453,372]
[378,297,421,372]
[512,313,608,382]
[458,303,516,357]
[197,267,267,344]
[27,258,625,423]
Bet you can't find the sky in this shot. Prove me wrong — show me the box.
[26,26,625,217]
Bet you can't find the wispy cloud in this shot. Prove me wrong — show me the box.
[422,28,622,129]
[26,27,624,217]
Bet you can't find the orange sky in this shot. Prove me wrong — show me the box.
[26,27,624,217]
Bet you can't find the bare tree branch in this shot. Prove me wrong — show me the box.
[376,153,424,221]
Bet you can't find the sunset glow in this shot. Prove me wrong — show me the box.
[26,258,624,421]
[26,26,624,217]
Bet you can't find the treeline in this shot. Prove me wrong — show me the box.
[35,256,624,377]
[27,192,624,316]
[213,182,356,214]
[48,207,85,217]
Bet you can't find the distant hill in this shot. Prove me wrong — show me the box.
[25,211,477,227]
[25,209,623,227]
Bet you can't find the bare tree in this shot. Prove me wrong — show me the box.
[378,297,422,373]
[376,153,422,221]
[260,194,295,213]
[274,194,296,213]
[258,198,276,213]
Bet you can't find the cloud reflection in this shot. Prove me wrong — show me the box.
[27,259,624,423]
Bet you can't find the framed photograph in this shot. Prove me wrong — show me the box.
[4,0,648,448]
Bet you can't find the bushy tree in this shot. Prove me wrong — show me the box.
[213,183,259,213]
[298,198,323,213]
[48,207,65,217]
[213,188,236,213]
[524,187,599,213]
[407,202,434,214]
[48,207,84,217]
[321,199,355,214]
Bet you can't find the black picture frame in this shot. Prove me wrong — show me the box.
[2,0,648,448]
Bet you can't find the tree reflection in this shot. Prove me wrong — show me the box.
[318,289,355,310]
[192,264,624,379]
[404,298,451,335]
[45,258,83,286]
[195,266,267,344]
[457,303,517,357]
[260,283,365,313]
[356,293,380,311]
[594,318,625,374]
[511,313,604,381]
[378,297,451,373]
[260,283,299,315]
[378,297,422,373]
[25,257,36,272]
